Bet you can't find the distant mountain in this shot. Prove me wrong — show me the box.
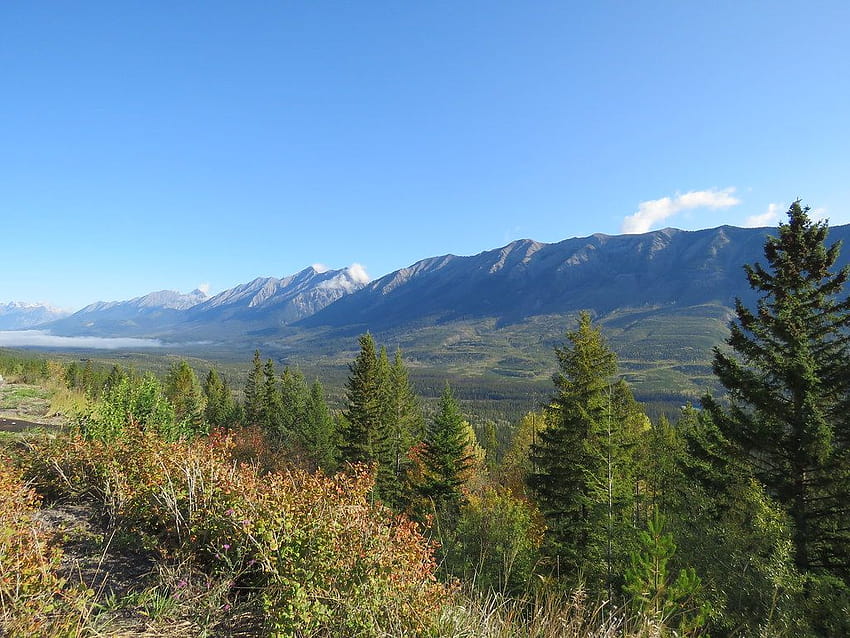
[41,265,370,339]
[21,223,850,411]
[0,302,70,330]
[299,225,804,330]
[189,265,369,323]
[45,289,210,337]
[30,222,850,357]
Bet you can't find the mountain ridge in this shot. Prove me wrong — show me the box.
[17,223,850,351]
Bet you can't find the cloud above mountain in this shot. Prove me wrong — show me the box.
[347,263,370,284]
[621,188,741,234]
[744,203,781,228]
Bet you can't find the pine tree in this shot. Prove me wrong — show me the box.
[298,379,338,472]
[528,312,646,591]
[279,366,309,437]
[340,333,385,464]
[203,368,239,429]
[702,201,850,581]
[261,358,284,436]
[421,383,474,522]
[243,350,264,426]
[164,360,207,436]
[378,348,424,508]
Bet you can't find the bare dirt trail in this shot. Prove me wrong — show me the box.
[0,415,61,432]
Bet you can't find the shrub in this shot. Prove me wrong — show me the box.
[0,460,90,636]
[447,487,544,595]
[24,428,449,636]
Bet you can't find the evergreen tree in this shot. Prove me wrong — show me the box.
[528,312,646,591]
[279,366,309,437]
[341,333,385,464]
[203,368,239,429]
[701,202,850,584]
[261,358,284,436]
[164,360,207,435]
[243,350,264,426]
[297,379,338,472]
[421,383,474,522]
[378,348,424,508]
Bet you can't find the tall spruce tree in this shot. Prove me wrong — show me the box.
[279,366,309,437]
[701,201,850,581]
[340,333,385,464]
[421,383,474,522]
[379,348,424,508]
[243,350,264,426]
[203,368,239,429]
[528,312,646,591]
[261,358,284,436]
[164,360,207,435]
[298,379,338,472]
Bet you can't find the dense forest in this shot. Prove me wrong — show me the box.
[2,202,850,636]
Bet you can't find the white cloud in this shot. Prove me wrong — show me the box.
[315,263,372,293]
[311,263,330,274]
[197,282,211,295]
[810,207,829,223]
[346,263,371,284]
[744,203,781,228]
[621,187,741,234]
[743,204,831,228]
[0,330,164,349]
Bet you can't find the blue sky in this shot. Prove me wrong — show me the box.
[3,2,849,310]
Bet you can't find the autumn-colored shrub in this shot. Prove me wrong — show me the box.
[0,460,90,637]
[24,428,449,636]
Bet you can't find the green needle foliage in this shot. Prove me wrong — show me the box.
[202,367,240,429]
[340,333,385,465]
[698,201,850,632]
[164,360,207,435]
[624,512,708,634]
[421,383,474,523]
[529,311,647,593]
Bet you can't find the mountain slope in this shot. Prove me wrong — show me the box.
[187,265,369,324]
[0,302,70,330]
[44,289,209,337]
[40,265,370,339]
[299,225,795,330]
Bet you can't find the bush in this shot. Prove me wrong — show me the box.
[24,428,449,636]
[0,460,90,636]
[447,487,544,594]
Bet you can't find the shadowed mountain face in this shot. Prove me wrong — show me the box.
[33,223,850,344]
[299,225,840,330]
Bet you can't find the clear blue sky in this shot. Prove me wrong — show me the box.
[3,2,849,310]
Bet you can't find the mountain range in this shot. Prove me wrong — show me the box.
[6,223,850,408]
[8,224,789,336]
